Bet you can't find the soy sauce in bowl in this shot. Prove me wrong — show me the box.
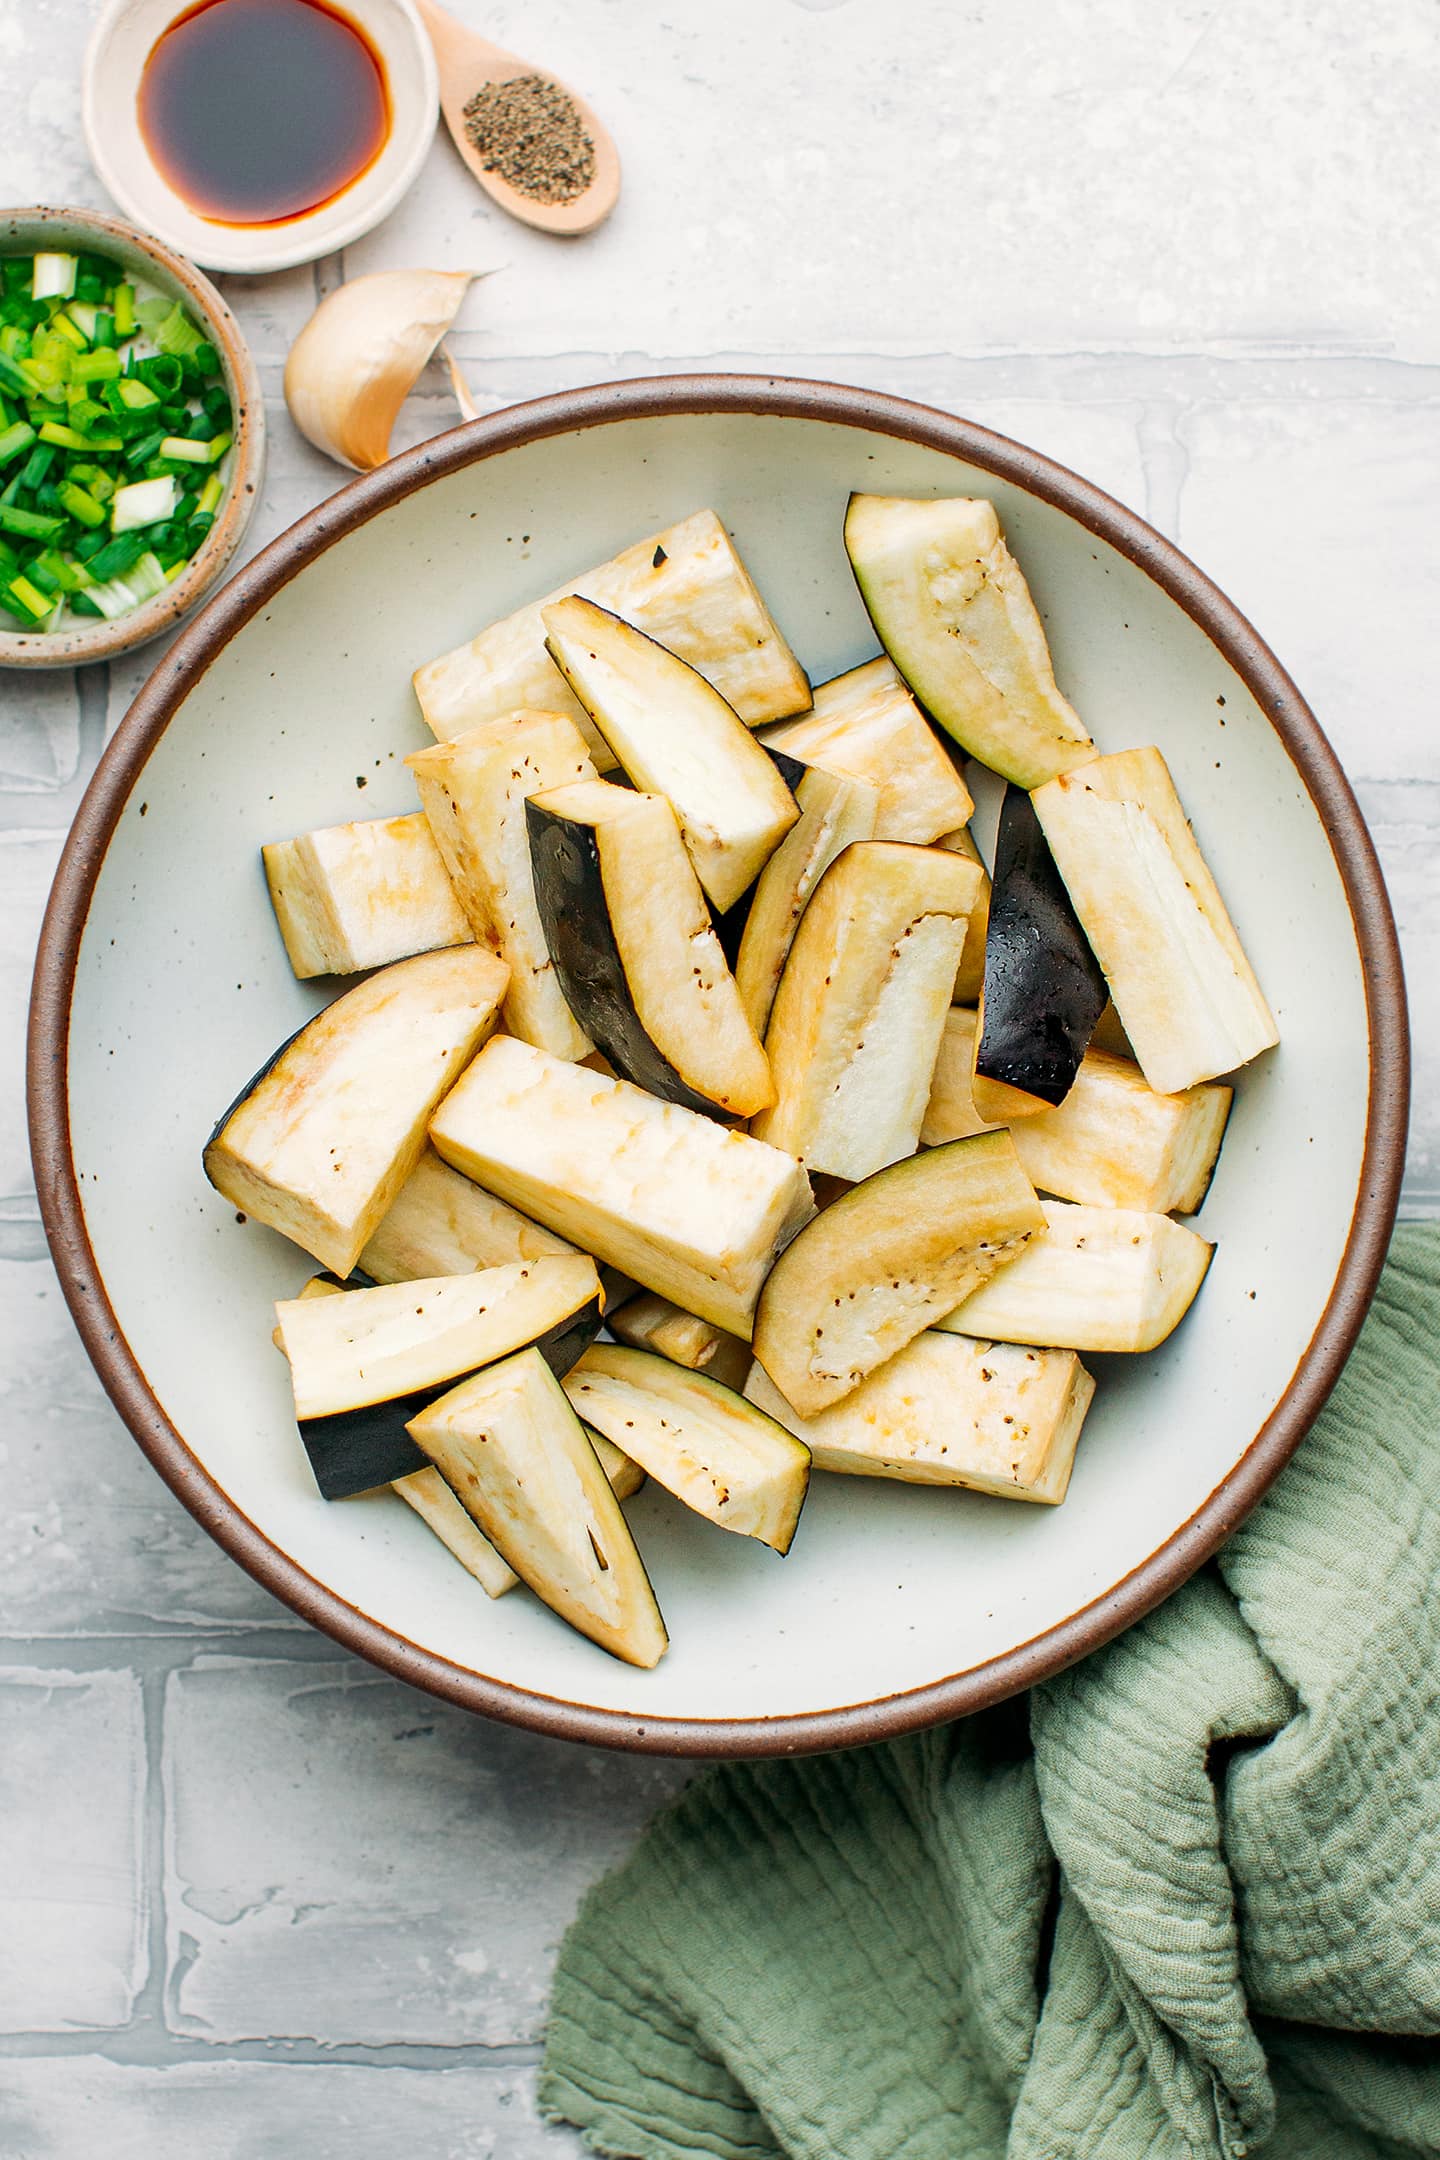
[138,0,391,227]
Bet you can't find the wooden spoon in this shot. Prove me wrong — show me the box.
[415,0,620,237]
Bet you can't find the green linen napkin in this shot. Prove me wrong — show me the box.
[541,1224,1440,2160]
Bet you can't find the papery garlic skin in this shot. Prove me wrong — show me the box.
[283,269,479,472]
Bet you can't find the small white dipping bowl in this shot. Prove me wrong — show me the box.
[82,0,438,275]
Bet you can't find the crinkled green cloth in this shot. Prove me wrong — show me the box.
[541,1224,1440,2160]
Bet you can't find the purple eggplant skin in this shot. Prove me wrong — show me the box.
[296,1293,604,1500]
[976,785,1107,1109]
[526,796,726,1119]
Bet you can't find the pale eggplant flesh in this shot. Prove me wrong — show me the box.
[751,1130,1046,1417]
[526,780,772,1118]
[203,947,509,1278]
[563,1344,810,1555]
[541,595,800,914]
[407,1348,669,1668]
[429,1035,815,1338]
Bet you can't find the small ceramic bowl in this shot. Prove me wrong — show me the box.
[83,0,438,275]
[0,206,264,671]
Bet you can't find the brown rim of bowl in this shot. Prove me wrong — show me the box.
[26,373,1410,1758]
[0,204,264,669]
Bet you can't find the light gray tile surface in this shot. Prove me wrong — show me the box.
[1,0,1436,2148]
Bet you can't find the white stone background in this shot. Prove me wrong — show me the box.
[1,0,1436,2151]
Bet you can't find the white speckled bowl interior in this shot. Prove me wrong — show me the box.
[29,380,1406,1753]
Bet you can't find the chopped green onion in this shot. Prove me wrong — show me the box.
[33,547,90,593]
[3,574,58,622]
[84,530,148,580]
[74,527,110,563]
[111,474,178,531]
[0,420,36,466]
[31,254,78,302]
[0,352,36,397]
[91,309,117,351]
[115,377,160,412]
[159,434,215,465]
[154,301,206,361]
[112,284,137,338]
[18,442,56,491]
[58,480,108,528]
[203,430,233,462]
[49,309,88,351]
[0,503,66,539]
[65,301,99,342]
[39,420,122,451]
[195,471,225,517]
[124,428,167,469]
[136,354,184,398]
[69,592,104,617]
[72,348,121,384]
[134,296,171,329]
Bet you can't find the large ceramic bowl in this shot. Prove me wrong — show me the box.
[0,206,264,669]
[28,378,1407,1755]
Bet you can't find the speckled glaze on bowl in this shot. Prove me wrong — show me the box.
[82,0,438,275]
[0,206,264,671]
[27,377,1408,1755]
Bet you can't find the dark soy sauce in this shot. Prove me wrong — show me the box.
[139,0,390,227]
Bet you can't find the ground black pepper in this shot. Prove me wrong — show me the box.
[462,74,596,205]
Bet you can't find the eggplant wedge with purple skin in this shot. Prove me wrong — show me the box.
[526,778,773,1118]
[542,595,800,913]
[204,946,509,1278]
[273,1256,605,1498]
[407,1347,669,1668]
[972,784,1107,1123]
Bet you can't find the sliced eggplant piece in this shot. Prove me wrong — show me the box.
[761,656,974,844]
[526,778,772,1117]
[937,1201,1213,1353]
[1031,747,1279,1094]
[751,1131,1045,1417]
[564,1344,809,1555]
[414,508,811,763]
[935,825,991,1005]
[393,1428,643,1600]
[283,1271,637,1549]
[429,1035,815,1337]
[392,1467,522,1597]
[541,596,800,913]
[408,1348,668,1667]
[204,947,508,1277]
[407,710,597,1060]
[972,784,1107,1122]
[277,1254,604,1417]
[608,1293,752,1393]
[751,840,983,1181]
[360,1143,581,1282]
[262,812,473,980]
[746,1331,1094,1505]
[843,495,1097,788]
[733,759,881,1038]
[277,1244,598,1438]
[922,1011,1234,1214]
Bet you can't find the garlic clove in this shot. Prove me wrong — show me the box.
[283,269,484,472]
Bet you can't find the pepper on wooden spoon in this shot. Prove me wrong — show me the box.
[416,0,620,236]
